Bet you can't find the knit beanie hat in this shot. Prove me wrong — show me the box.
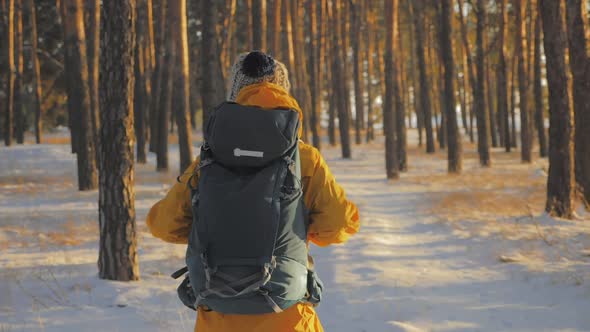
[227,51,291,102]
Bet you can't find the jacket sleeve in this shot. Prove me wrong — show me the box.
[304,149,360,247]
[146,159,199,244]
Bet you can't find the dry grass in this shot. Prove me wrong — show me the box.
[0,219,97,249]
[0,175,74,194]
[42,136,71,145]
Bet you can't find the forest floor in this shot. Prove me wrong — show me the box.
[1,129,589,332]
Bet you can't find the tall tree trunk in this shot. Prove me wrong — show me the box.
[463,40,474,143]
[98,0,140,281]
[200,0,226,133]
[281,0,296,85]
[171,0,193,173]
[149,0,166,152]
[384,0,399,179]
[474,0,490,166]
[365,2,376,143]
[408,9,423,146]
[14,0,23,144]
[219,0,237,78]
[27,0,42,144]
[59,2,78,153]
[540,0,575,218]
[325,0,336,146]
[515,0,532,162]
[411,0,435,153]
[510,51,518,148]
[64,0,98,190]
[395,2,407,171]
[486,61,498,148]
[86,0,100,148]
[497,0,511,152]
[291,0,311,142]
[308,0,322,149]
[4,0,14,146]
[533,3,547,158]
[246,0,253,49]
[566,0,590,208]
[332,0,351,159]
[252,0,266,50]
[268,0,281,56]
[352,0,364,145]
[134,0,147,164]
[441,0,462,173]
[156,20,173,172]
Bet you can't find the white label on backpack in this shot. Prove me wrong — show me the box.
[234,148,264,158]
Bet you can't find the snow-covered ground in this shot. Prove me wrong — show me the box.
[1,130,589,332]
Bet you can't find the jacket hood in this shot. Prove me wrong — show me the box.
[235,82,304,138]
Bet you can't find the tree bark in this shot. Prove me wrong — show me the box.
[200,0,226,133]
[334,0,351,159]
[510,50,518,148]
[156,17,173,172]
[268,0,281,57]
[441,0,462,173]
[411,0,435,153]
[365,2,376,143]
[246,0,253,49]
[515,0,532,162]
[566,0,590,208]
[64,0,98,190]
[352,0,364,145]
[14,0,23,144]
[27,0,42,144]
[474,0,490,166]
[308,0,322,149]
[252,0,266,50]
[134,0,147,164]
[86,0,100,148]
[395,1,407,171]
[539,0,575,218]
[4,0,14,146]
[171,0,193,173]
[290,0,311,142]
[149,0,166,152]
[384,0,399,179]
[393,1,408,172]
[98,0,140,281]
[533,3,547,158]
[497,0,511,152]
[325,0,336,146]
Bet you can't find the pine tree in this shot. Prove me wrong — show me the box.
[411,0,435,153]
[63,0,98,190]
[497,0,511,153]
[171,0,193,173]
[440,0,462,173]
[384,0,399,179]
[533,3,547,158]
[27,0,42,144]
[14,0,23,144]
[4,0,14,147]
[98,0,140,281]
[540,0,575,217]
[566,0,590,208]
[515,0,532,162]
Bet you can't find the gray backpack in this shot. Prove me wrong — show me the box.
[172,102,323,314]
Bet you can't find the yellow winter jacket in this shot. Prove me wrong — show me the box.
[146,82,360,332]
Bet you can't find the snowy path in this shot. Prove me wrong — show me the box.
[1,139,589,331]
[314,146,590,331]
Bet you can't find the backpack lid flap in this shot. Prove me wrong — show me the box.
[206,102,300,167]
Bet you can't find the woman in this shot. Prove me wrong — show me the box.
[147,51,359,332]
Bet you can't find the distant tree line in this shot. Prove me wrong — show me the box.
[0,2,588,270]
